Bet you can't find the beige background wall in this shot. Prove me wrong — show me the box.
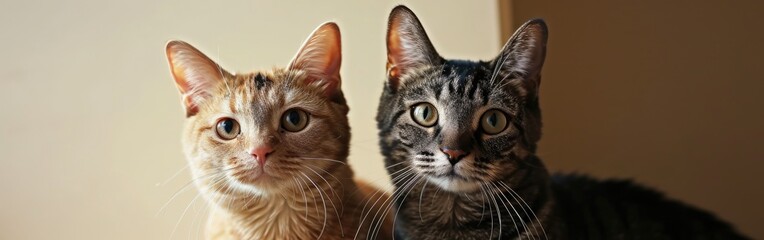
[507,0,764,238]
[4,0,758,239]
[0,1,499,239]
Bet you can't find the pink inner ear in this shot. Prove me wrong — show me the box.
[386,16,408,81]
[288,22,343,100]
[165,40,225,116]
[385,6,441,90]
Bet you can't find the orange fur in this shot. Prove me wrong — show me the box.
[165,23,393,239]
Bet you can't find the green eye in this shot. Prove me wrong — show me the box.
[281,109,309,132]
[480,110,508,135]
[411,103,438,127]
[215,118,240,140]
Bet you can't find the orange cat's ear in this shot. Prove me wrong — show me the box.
[288,22,343,103]
[386,5,442,90]
[491,19,548,98]
[165,40,227,117]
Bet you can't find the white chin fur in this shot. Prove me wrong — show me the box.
[428,176,481,193]
[234,179,268,195]
[221,174,268,196]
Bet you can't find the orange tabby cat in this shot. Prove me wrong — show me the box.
[165,22,392,240]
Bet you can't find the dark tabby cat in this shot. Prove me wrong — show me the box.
[375,5,749,240]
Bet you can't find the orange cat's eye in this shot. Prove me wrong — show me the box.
[215,118,240,140]
[281,109,309,132]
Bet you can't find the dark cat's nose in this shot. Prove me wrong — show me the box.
[250,145,274,166]
[440,147,467,165]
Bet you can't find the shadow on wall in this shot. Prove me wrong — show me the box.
[502,0,764,238]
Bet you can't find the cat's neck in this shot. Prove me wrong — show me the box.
[203,165,356,239]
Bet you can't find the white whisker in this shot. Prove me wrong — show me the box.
[157,164,189,187]
[387,175,422,239]
[298,157,347,165]
[499,181,548,239]
[354,167,413,240]
[301,172,328,239]
[490,182,524,239]
[304,166,344,237]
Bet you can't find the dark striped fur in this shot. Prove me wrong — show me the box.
[376,5,748,240]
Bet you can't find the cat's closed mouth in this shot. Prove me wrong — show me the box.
[428,172,480,193]
[230,166,272,185]
[442,168,467,180]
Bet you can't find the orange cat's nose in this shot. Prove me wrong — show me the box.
[250,145,273,166]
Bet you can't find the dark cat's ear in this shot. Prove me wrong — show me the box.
[165,40,229,117]
[288,22,343,103]
[492,19,548,98]
[386,5,442,90]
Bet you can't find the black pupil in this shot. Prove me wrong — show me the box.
[421,106,430,119]
[287,111,301,125]
[223,119,234,133]
[488,113,497,126]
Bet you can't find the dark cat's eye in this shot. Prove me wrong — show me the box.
[281,108,309,132]
[411,103,438,127]
[480,109,508,135]
[215,118,240,140]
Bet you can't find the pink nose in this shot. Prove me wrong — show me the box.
[441,148,466,159]
[440,148,467,165]
[250,145,273,165]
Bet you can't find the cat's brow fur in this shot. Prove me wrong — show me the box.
[377,5,748,240]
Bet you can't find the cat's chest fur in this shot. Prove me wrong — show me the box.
[200,171,392,240]
[396,188,559,240]
[205,197,333,240]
